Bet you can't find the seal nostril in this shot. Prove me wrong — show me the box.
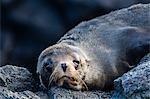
[61,63,67,72]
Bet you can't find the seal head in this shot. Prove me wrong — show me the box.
[37,44,89,90]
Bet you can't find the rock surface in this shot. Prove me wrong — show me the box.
[112,54,150,99]
[0,66,48,99]
[0,4,150,99]
[48,87,112,99]
[0,87,40,99]
[0,65,35,92]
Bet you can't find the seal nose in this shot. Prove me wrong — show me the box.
[61,63,67,72]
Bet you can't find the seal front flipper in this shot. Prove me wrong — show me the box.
[126,42,150,66]
[115,60,131,76]
[121,61,134,68]
[125,27,150,66]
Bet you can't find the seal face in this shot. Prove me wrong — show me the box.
[37,4,150,91]
[37,45,89,90]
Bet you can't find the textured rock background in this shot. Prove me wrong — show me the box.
[0,3,150,99]
[112,54,150,99]
[0,65,36,92]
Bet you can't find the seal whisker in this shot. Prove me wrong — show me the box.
[48,66,59,88]
[48,74,54,88]
[54,72,60,82]
[81,79,88,91]
[76,73,88,90]
[48,72,56,88]
[39,75,47,89]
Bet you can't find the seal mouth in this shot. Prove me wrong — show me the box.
[57,75,71,82]
[56,75,76,87]
[47,66,88,91]
[55,75,88,91]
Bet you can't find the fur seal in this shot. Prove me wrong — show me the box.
[37,4,150,90]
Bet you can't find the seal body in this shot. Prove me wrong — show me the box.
[37,4,150,90]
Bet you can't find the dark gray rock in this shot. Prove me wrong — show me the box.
[35,91,49,99]
[139,53,150,64]
[0,86,51,99]
[48,87,112,99]
[0,86,50,99]
[112,53,150,99]
[0,65,49,99]
[0,86,40,99]
[0,65,35,92]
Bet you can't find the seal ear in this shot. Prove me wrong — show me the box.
[121,61,134,68]
[116,60,132,75]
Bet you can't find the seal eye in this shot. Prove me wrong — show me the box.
[73,60,80,70]
[43,61,53,72]
[73,60,80,65]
